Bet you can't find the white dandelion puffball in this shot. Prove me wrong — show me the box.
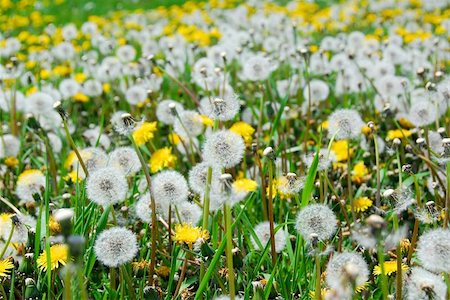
[404,267,447,300]
[151,170,189,205]
[251,221,286,253]
[199,95,240,121]
[16,170,46,204]
[134,192,170,223]
[25,92,55,115]
[242,55,272,81]
[72,147,108,177]
[125,85,147,105]
[86,167,128,207]
[303,79,330,103]
[188,162,220,195]
[408,100,438,127]
[175,201,202,225]
[416,228,450,274]
[173,110,204,138]
[203,130,245,169]
[326,252,369,290]
[94,227,138,267]
[302,148,336,171]
[156,99,184,125]
[108,147,141,175]
[296,204,337,241]
[327,109,365,140]
[0,134,20,158]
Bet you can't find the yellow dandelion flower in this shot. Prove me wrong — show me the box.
[230,121,255,144]
[132,260,151,272]
[73,92,89,103]
[331,140,352,162]
[49,216,61,234]
[351,197,373,212]
[400,239,411,252]
[199,115,214,127]
[64,170,83,183]
[0,258,14,277]
[233,178,258,193]
[4,156,18,167]
[373,260,408,276]
[74,73,86,83]
[37,244,69,271]
[351,161,369,184]
[102,83,110,93]
[18,169,44,182]
[168,132,181,145]
[173,223,209,248]
[149,147,177,173]
[387,129,412,141]
[132,122,157,146]
[156,265,171,277]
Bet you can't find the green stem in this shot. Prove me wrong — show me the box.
[267,159,277,265]
[377,244,388,300]
[0,222,14,258]
[224,203,235,300]
[62,119,89,177]
[130,136,157,285]
[314,254,321,300]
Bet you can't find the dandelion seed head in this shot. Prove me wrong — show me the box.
[16,169,46,204]
[108,147,141,175]
[326,252,369,291]
[156,99,184,125]
[327,109,365,140]
[408,101,438,127]
[173,110,204,139]
[175,201,202,225]
[151,170,189,205]
[302,148,336,171]
[202,130,245,169]
[251,221,286,253]
[404,267,447,300]
[188,162,220,195]
[416,228,450,274]
[94,227,138,267]
[295,204,337,242]
[86,167,128,207]
[0,134,20,158]
[199,94,240,121]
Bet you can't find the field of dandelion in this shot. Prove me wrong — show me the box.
[0,0,449,299]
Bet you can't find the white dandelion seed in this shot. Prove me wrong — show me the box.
[328,109,365,140]
[251,221,286,253]
[416,228,450,274]
[202,130,245,169]
[108,147,141,175]
[86,167,128,207]
[0,134,20,158]
[199,95,240,121]
[151,170,189,206]
[16,170,46,205]
[188,162,220,195]
[326,252,369,291]
[295,204,337,242]
[404,267,447,300]
[173,110,205,139]
[94,227,138,267]
[155,99,184,125]
[408,100,438,127]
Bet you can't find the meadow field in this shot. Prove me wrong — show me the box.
[0,0,449,299]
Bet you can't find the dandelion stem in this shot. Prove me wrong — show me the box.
[62,119,89,177]
[224,203,235,300]
[0,221,13,258]
[174,255,188,297]
[377,244,389,300]
[373,132,381,206]
[121,265,136,300]
[267,158,277,265]
[314,254,322,300]
[445,162,450,228]
[129,135,157,286]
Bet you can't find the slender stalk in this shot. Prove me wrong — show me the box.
[62,119,89,177]
[121,265,136,300]
[445,162,450,228]
[64,265,72,300]
[174,255,189,297]
[393,215,402,300]
[267,159,277,265]
[314,254,322,300]
[377,244,388,300]
[130,136,157,285]
[224,203,235,300]
[0,221,14,258]
[110,268,116,297]
[373,132,381,206]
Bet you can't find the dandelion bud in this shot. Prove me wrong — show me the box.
[200,67,207,77]
[425,81,436,91]
[25,278,39,300]
[437,127,446,135]
[146,54,155,62]
[366,214,385,231]
[416,67,425,76]
[416,137,425,145]
[434,70,443,78]
[53,208,74,236]
[251,142,258,154]
[309,233,319,248]
[367,121,375,132]
[393,138,401,146]
[263,147,275,160]
[219,173,233,194]
[115,113,136,135]
[53,101,68,121]
[402,164,412,173]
